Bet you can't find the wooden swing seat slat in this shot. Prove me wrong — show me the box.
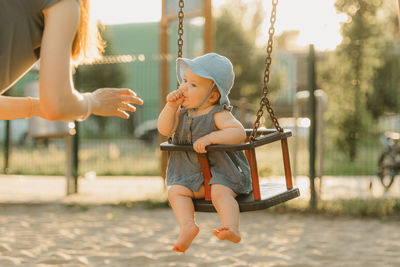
[160,129,292,152]
[194,183,300,212]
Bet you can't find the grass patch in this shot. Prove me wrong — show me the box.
[2,139,160,176]
[63,199,170,211]
[0,134,384,176]
[268,198,400,219]
[112,199,170,210]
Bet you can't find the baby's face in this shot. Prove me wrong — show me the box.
[179,68,214,109]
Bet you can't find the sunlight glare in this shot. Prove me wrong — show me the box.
[271,0,346,50]
[91,0,162,24]
[91,0,346,51]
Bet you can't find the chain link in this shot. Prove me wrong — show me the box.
[250,0,281,142]
[177,0,185,89]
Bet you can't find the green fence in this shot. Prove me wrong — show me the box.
[0,108,392,177]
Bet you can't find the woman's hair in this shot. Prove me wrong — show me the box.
[71,0,105,64]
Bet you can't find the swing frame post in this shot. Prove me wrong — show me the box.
[281,138,293,190]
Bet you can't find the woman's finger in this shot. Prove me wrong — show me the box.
[115,109,130,119]
[113,88,136,96]
[120,96,143,105]
[119,103,136,112]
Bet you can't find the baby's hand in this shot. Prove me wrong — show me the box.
[166,89,184,108]
[193,136,212,153]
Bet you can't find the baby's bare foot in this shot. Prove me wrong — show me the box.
[212,226,241,243]
[172,223,199,253]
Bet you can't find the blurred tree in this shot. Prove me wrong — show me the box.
[321,0,399,161]
[215,0,282,105]
[275,30,301,51]
[366,2,400,118]
[76,28,128,137]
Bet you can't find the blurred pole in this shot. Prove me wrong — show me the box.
[71,68,81,194]
[159,0,169,179]
[72,122,79,193]
[308,44,317,210]
[203,0,213,53]
[65,134,73,195]
[3,120,10,174]
[3,90,11,174]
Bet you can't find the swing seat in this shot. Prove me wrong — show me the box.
[160,129,300,212]
[194,183,300,212]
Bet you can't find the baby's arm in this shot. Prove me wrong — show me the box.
[157,89,183,136]
[193,110,246,153]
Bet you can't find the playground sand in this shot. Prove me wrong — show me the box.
[0,204,399,266]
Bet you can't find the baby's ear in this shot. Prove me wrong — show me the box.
[209,90,220,102]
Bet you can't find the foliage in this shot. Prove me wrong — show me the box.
[367,52,400,118]
[321,0,399,161]
[366,1,400,118]
[214,0,282,104]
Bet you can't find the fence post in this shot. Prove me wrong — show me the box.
[3,89,11,174]
[71,68,81,194]
[3,120,10,174]
[308,44,317,210]
[72,123,79,193]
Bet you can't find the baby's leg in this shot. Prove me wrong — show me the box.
[211,184,241,243]
[168,185,200,253]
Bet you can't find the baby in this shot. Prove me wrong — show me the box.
[157,53,252,253]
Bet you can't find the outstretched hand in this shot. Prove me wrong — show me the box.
[166,89,184,108]
[90,88,143,119]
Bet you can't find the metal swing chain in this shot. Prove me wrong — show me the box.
[250,0,282,142]
[177,0,185,89]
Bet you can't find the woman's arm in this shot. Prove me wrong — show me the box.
[40,0,85,120]
[39,0,142,121]
[0,96,42,120]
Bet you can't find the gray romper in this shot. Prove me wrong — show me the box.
[166,105,252,195]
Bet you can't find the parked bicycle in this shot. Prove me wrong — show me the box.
[377,132,400,191]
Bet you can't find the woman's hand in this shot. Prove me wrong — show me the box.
[166,89,184,108]
[193,135,212,153]
[90,88,143,119]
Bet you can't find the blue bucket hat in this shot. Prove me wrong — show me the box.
[176,53,234,107]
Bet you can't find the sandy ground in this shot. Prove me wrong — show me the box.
[0,204,399,267]
[0,175,399,266]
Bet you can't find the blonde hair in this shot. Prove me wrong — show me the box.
[71,0,105,64]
